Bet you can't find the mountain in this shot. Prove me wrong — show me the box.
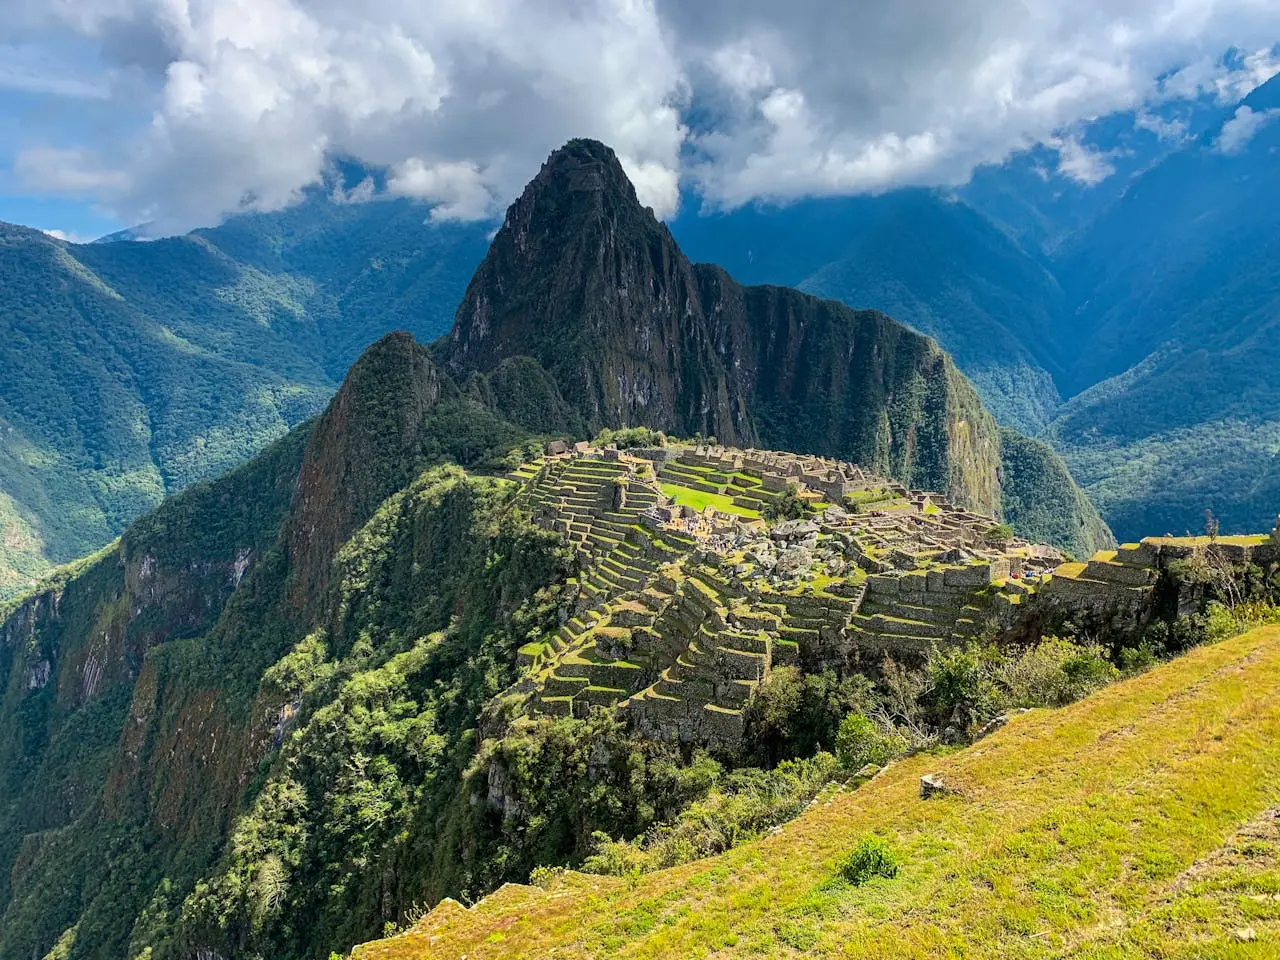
[0,204,489,600]
[0,300,1265,958]
[0,320,1261,959]
[0,331,550,960]
[440,139,1107,550]
[0,139,1164,960]
[1045,73,1280,539]
[673,190,1067,432]
[668,76,1280,544]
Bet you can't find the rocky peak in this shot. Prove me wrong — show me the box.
[523,138,645,214]
[439,139,734,437]
[433,139,1112,521]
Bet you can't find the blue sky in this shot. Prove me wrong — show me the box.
[0,87,120,239]
[2,2,1278,241]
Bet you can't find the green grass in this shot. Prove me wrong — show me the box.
[355,624,1280,960]
[1146,534,1271,547]
[659,484,761,519]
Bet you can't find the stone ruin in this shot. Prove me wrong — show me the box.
[504,442,1280,751]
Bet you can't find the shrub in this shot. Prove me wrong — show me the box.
[1117,640,1161,675]
[926,644,1001,725]
[838,835,899,885]
[998,638,1117,708]
[528,865,566,889]
[743,668,874,766]
[581,754,838,877]
[763,484,813,521]
[593,426,666,449]
[984,523,1015,544]
[834,713,905,770]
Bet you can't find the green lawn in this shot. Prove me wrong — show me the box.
[659,483,761,519]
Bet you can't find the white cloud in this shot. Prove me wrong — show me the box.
[1162,46,1280,102]
[388,158,494,221]
[1049,134,1117,185]
[40,227,95,244]
[6,1,1280,230]
[1215,104,1280,152]
[1134,110,1189,140]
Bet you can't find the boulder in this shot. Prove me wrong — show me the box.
[919,773,953,799]
[776,547,813,574]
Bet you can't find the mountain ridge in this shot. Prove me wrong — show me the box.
[0,303,1268,958]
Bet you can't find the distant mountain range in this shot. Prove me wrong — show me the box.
[0,203,488,596]
[1,74,1276,595]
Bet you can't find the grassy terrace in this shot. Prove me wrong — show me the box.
[356,624,1280,960]
[1146,534,1273,547]
[660,483,761,519]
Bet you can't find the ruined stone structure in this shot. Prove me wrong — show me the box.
[505,443,1279,750]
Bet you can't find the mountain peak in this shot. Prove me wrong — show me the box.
[437,138,702,415]
[436,139,1018,517]
[531,138,639,203]
[286,331,444,606]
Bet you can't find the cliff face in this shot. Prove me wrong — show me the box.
[286,331,445,606]
[438,139,1006,515]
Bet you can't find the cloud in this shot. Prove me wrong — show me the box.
[15,147,132,194]
[1049,134,1117,185]
[1134,110,1189,140]
[388,159,495,221]
[1215,103,1280,153]
[1162,46,1280,102]
[40,227,95,244]
[7,1,1280,231]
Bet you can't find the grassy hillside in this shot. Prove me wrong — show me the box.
[357,623,1280,959]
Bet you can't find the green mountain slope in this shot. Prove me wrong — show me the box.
[0,329,1262,959]
[0,206,488,600]
[0,332,556,960]
[1046,74,1280,540]
[354,622,1280,960]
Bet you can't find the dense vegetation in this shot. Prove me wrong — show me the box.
[0,202,488,601]
[1,320,1275,959]
[997,428,1113,558]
